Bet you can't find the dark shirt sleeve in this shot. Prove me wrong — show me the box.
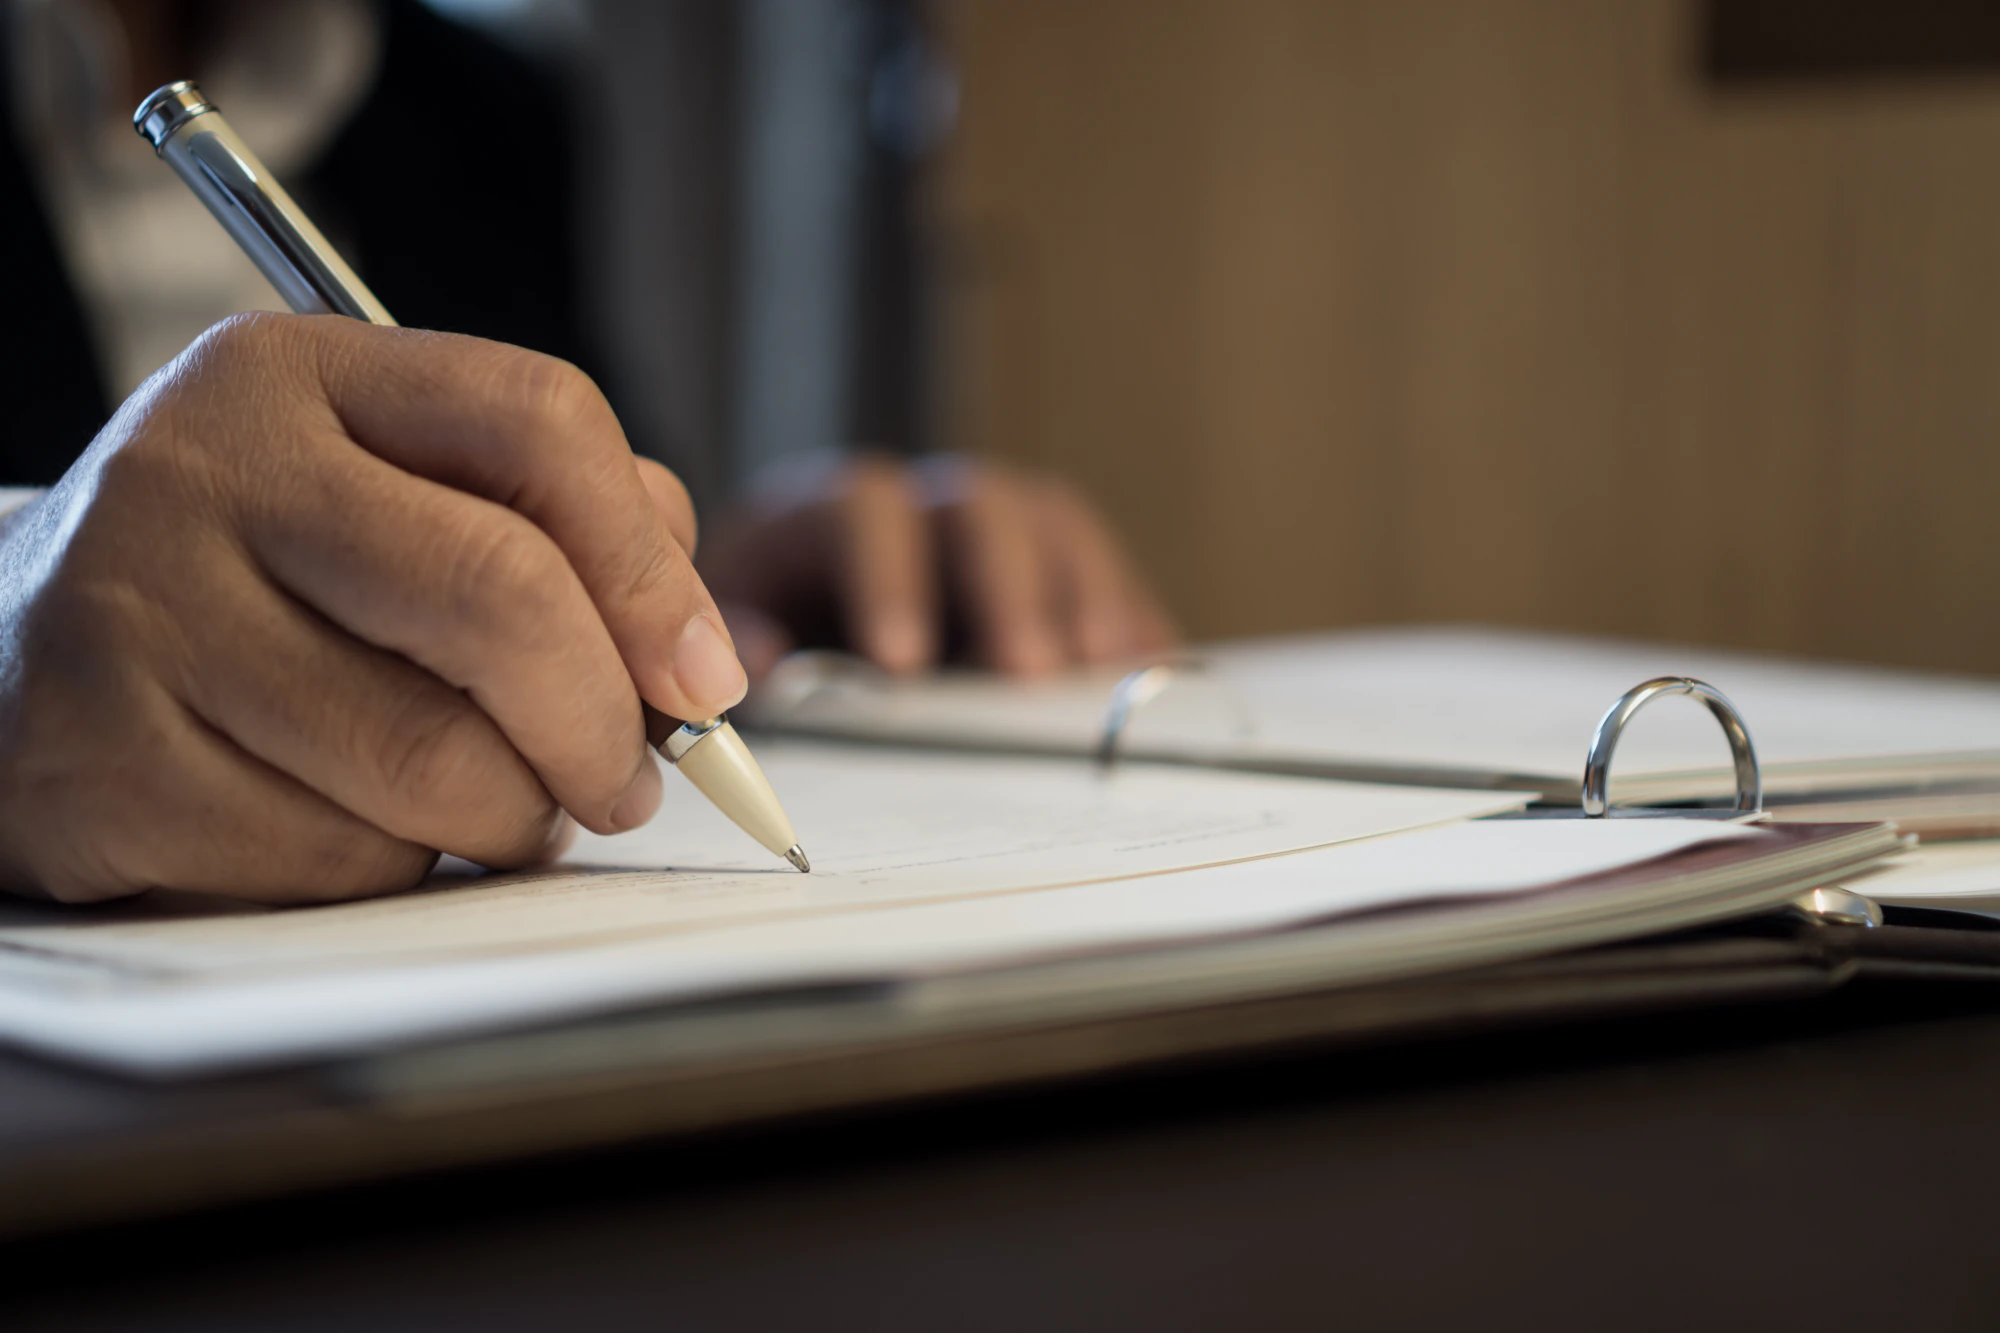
[303,0,596,375]
[0,0,596,487]
[0,97,113,485]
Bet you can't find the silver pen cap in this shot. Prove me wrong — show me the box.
[132,81,396,325]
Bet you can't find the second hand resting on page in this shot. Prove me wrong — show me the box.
[700,455,1176,683]
[0,315,1173,906]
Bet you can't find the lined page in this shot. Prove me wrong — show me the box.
[0,818,1750,1075]
[0,740,1523,981]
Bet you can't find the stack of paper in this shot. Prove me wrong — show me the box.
[1840,839,2000,911]
[0,741,1899,1075]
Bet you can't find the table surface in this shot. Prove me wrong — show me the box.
[5,978,2000,1332]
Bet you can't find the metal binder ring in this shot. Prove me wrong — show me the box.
[1097,664,1178,768]
[1580,676,1761,818]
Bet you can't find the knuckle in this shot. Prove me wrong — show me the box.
[287,836,438,905]
[439,514,566,637]
[847,453,903,489]
[374,693,493,804]
[369,691,562,862]
[847,455,921,509]
[840,457,922,522]
[476,804,568,870]
[181,311,297,377]
[617,535,681,607]
[506,351,608,439]
[99,312,334,515]
[910,454,986,515]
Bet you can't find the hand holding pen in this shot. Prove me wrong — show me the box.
[0,84,802,904]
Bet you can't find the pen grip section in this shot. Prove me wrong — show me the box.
[669,722,800,858]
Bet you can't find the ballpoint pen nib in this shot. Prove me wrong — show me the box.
[784,845,811,874]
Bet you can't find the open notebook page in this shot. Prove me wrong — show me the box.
[0,817,1759,1075]
[0,740,1523,982]
[753,626,2000,797]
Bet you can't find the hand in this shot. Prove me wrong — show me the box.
[0,314,743,905]
[698,455,1177,680]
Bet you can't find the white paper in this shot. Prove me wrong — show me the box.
[0,740,1521,982]
[755,626,2000,792]
[0,817,1744,1075]
[1840,839,2000,901]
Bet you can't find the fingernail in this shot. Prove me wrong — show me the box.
[674,613,749,715]
[610,756,663,831]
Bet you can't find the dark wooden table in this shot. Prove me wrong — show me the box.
[6,979,2000,1331]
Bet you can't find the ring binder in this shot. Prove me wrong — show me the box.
[1582,677,1762,818]
[1094,663,1875,928]
[1581,677,1878,928]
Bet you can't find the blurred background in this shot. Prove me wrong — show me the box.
[450,0,2000,674]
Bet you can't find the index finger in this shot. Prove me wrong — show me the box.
[934,463,1065,676]
[839,458,937,674]
[311,320,746,721]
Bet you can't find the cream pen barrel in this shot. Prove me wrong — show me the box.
[134,80,810,873]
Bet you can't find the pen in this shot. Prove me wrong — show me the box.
[134,80,810,874]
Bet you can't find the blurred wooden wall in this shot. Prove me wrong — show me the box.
[927,0,2000,672]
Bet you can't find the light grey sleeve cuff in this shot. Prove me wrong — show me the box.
[0,488,47,522]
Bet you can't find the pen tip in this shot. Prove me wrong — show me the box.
[785,845,810,874]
